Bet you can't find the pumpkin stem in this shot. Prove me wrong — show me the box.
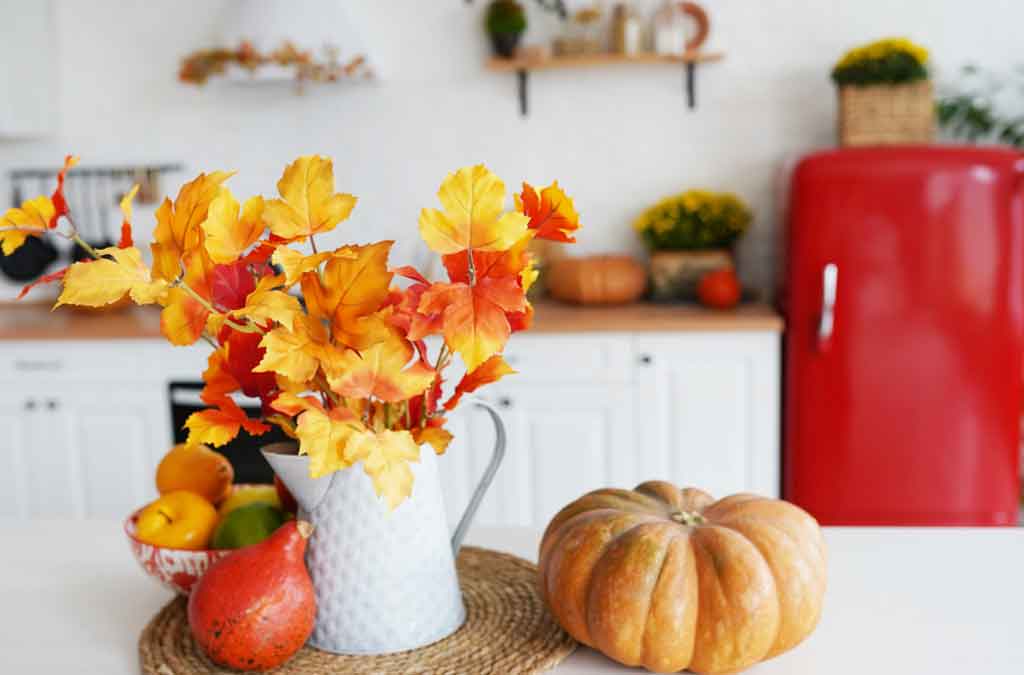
[671,510,706,527]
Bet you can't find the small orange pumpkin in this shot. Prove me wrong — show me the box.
[539,481,827,674]
[545,255,646,305]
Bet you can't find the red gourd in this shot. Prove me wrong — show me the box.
[188,520,316,671]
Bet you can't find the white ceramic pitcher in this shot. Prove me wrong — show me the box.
[261,399,506,655]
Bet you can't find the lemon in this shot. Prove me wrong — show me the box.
[217,484,281,518]
[211,503,287,550]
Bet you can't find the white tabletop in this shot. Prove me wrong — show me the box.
[0,521,1021,674]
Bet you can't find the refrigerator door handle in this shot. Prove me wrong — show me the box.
[817,262,838,350]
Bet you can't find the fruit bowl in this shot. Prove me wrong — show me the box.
[125,509,232,595]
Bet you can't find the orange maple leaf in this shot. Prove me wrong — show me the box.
[118,185,139,249]
[443,355,516,410]
[160,250,215,346]
[412,426,454,455]
[326,330,435,403]
[150,170,234,281]
[516,181,580,243]
[302,242,394,351]
[184,395,269,447]
[419,277,526,372]
[49,155,80,229]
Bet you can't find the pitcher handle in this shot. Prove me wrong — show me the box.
[450,397,507,553]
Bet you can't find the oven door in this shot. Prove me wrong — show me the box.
[169,382,289,484]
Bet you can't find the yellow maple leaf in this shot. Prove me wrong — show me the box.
[232,288,303,332]
[418,165,529,255]
[301,242,394,350]
[344,428,421,510]
[56,247,167,308]
[150,170,234,281]
[0,196,56,255]
[201,188,266,263]
[271,245,346,286]
[325,330,435,403]
[256,322,323,383]
[263,155,357,241]
[254,313,346,383]
[294,405,363,478]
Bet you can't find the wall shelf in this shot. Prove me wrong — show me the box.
[486,51,725,116]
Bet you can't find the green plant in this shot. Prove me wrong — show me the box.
[832,37,929,87]
[937,65,1024,147]
[633,190,752,251]
[486,0,527,35]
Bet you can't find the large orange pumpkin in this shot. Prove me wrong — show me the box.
[538,482,827,674]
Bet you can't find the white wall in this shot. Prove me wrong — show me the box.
[2,0,1022,296]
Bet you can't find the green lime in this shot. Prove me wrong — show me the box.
[211,502,287,549]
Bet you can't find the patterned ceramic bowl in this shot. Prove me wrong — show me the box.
[124,509,231,596]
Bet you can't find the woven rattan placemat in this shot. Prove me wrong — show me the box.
[139,546,576,674]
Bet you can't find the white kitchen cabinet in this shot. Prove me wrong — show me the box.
[0,0,54,138]
[1,326,781,524]
[633,332,781,499]
[0,383,167,519]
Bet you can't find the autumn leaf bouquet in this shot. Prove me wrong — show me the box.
[1,155,579,508]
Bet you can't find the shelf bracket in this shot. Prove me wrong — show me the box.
[517,69,529,117]
[685,62,697,110]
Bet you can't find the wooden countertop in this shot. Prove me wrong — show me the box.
[0,300,782,341]
[527,300,783,333]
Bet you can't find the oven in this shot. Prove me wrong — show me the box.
[168,382,289,484]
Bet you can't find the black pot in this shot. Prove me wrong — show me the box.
[0,235,59,282]
[490,31,523,59]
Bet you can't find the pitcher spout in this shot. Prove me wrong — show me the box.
[261,442,331,514]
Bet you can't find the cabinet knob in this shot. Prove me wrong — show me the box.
[498,397,513,409]
[639,354,653,365]
[24,399,36,411]
[45,399,59,411]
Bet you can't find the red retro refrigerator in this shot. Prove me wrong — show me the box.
[783,147,1024,526]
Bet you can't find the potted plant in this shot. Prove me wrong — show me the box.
[1,155,581,656]
[633,189,751,301]
[832,37,933,146]
[486,0,527,58]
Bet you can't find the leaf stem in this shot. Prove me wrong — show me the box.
[309,234,319,254]
[70,234,102,260]
[466,248,476,286]
[175,280,262,335]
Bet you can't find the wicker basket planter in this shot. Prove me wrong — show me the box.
[838,81,934,146]
[648,249,732,301]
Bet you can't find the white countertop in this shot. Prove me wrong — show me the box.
[1,521,1021,674]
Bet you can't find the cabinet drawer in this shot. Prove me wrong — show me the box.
[501,334,632,383]
[0,340,208,382]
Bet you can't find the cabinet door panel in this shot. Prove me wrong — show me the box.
[0,392,31,517]
[24,402,81,518]
[66,387,166,518]
[473,384,635,527]
[635,333,780,498]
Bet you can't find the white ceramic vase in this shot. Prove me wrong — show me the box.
[262,399,506,655]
